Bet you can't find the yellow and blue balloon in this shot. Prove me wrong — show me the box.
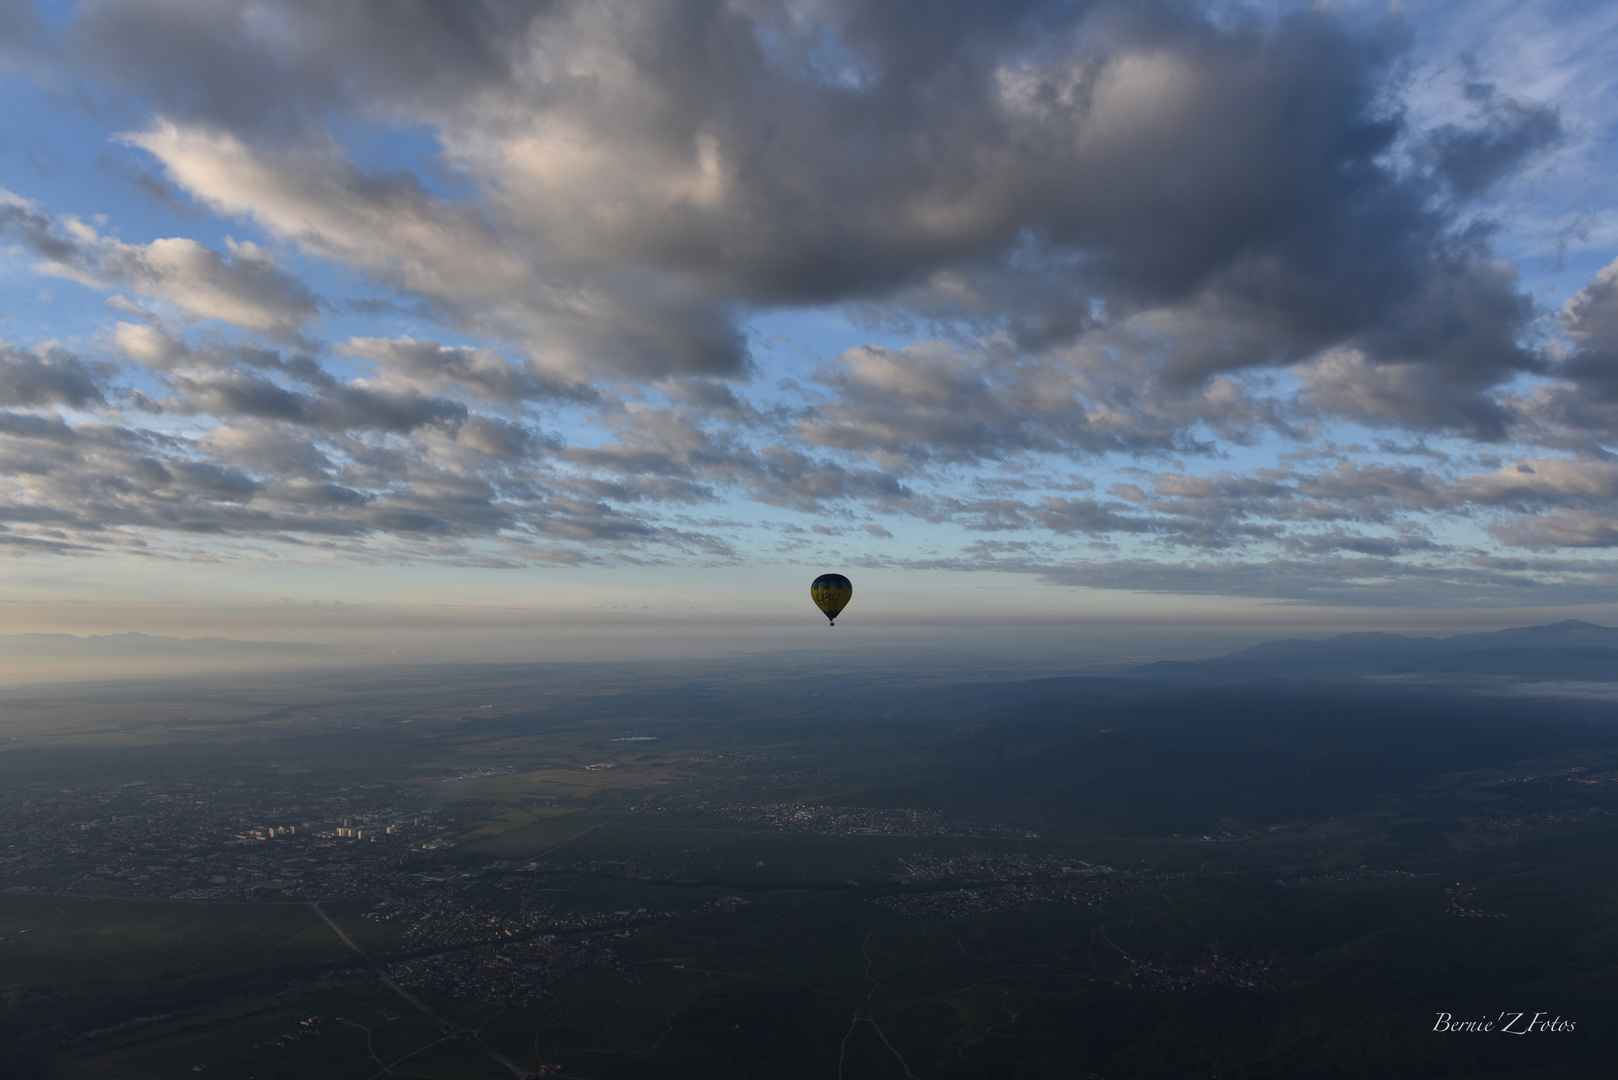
[810,573,852,625]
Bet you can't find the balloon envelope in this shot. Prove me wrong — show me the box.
[810,573,852,624]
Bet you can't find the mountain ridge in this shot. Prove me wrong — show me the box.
[0,632,331,657]
[1124,619,1618,683]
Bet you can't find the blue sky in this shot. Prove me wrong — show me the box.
[3,0,1618,659]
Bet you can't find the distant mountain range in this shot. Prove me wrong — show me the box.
[1127,620,1618,683]
[0,632,331,659]
[3,622,1615,686]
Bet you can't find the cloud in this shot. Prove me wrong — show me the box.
[69,0,535,131]
[59,2,1538,408]
[0,344,108,408]
[338,336,589,404]
[94,236,317,338]
[123,123,747,379]
[165,368,473,436]
[898,453,1618,559]
[1489,511,1618,551]
[1550,255,1618,415]
[0,399,708,558]
[944,494,1155,538]
[1453,457,1618,506]
[907,546,1618,607]
[563,399,917,514]
[796,338,1289,471]
[0,0,46,75]
[1422,79,1565,200]
[114,321,191,368]
[1,190,318,338]
[0,0,1609,601]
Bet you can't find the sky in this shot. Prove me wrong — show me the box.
[3,0,1618,663]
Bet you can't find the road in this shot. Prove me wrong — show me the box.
[311,901,532,1080]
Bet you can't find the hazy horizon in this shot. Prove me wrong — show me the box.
[8,603,1618,688]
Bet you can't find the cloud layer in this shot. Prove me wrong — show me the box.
[0,0,1615,604]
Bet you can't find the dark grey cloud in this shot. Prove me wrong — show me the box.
[1423,80,1565,200]
[70,0,541,134]
[0,0,45,71]
[1547,257,1618,419]
[0,408,81,443]
[0,190,78,263]
[1502,262,1618,451]
[0,345,107,408]
[170,372,471,436]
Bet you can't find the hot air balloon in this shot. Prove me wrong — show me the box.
[810,573,852,625]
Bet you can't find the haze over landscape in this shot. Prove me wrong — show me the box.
[4,1,1618,1077]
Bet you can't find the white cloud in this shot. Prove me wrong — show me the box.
[125,123,746,379]
[2,189,318,338]
[114,321,191,368]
